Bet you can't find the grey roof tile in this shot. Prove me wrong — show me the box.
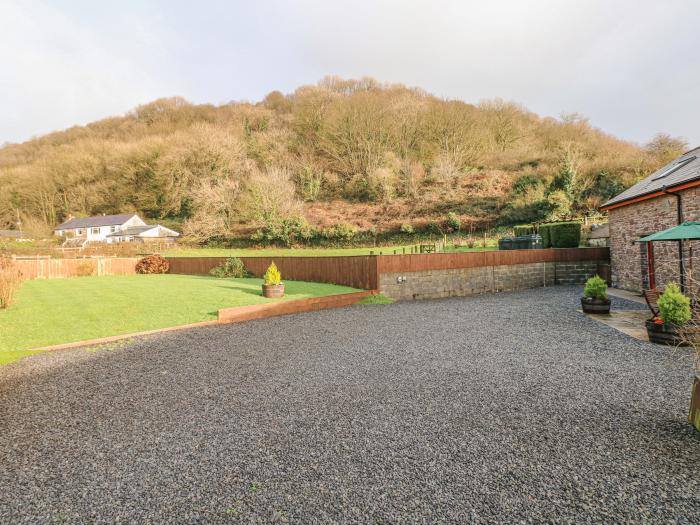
[55,214,137,230]
[602,146,700,208]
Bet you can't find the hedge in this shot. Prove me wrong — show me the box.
[539,222,581,248]
[513,224,536,236]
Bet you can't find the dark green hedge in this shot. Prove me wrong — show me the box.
[513,224,536,236]
[539,222,581,248]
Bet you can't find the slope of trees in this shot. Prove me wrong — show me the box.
[0,77,687,243]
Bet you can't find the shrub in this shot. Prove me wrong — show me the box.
[76,261,96,277]
[445,212,461,233]
[0,258,22,309]
[583,275,607,300]
[263,261,281,285]
[658,283,691,326]
[400,223,414,235]
[209,257,248,278]
[251,216,315,246]
[135,254,169,274]
[320,223,357,243]
[513,224,535,237]
[426,221,443,236]
[539,222,581,248]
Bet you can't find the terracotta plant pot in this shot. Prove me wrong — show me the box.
[580,297,611,314]
[262,283,285,298]
[645,319,687,346]
[690,376,700,433]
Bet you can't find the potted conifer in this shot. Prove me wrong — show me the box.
[645,283,691,346]
[581,275,610,314]
[262,261,284,298]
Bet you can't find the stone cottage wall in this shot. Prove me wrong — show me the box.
[608,186,700,291]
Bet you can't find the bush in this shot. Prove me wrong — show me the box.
[400,223,414,235]
[76,261,96,277]
[539,222,581,248]
[513,224,535,237]
[0,258,22,309]
[583,275,607,300]
[263,261,281,285]
[320,223,357,244]
[135,254,169,274]
[209,257,248,278]
[445,212,461,233]
[658,283,691,326]
[251,216,315,247]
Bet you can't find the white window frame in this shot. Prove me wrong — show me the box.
[91,227,100,235]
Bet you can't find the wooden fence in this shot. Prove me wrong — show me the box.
[15,257,139,280]
[166,248,609,290]
[167,256,379,290]
[376,247,610,273]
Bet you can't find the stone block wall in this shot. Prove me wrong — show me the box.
[608,186,700,291]
[379,261,604,301]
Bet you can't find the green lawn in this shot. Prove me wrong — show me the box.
[0,275,358,360]
[163,244,497,258]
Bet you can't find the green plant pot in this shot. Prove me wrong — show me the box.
[645,320,687,346]
[690,376,700,433]
[262,283,285,298]
[581,297,610,314]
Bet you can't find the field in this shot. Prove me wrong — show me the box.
[162,242,498,258]
[0,275,358,360]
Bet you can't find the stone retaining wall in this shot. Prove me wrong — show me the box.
[379,260,603,301]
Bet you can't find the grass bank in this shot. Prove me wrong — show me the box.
[0,275,358,360]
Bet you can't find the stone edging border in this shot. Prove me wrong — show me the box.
[23,290,377,354]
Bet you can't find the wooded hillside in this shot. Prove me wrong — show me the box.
[0,77,686,244]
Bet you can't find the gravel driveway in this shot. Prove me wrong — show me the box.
[1,286,698,524]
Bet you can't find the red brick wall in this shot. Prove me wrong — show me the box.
[609,187,700,291]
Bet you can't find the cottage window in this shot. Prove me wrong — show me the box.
[91,227,100,235]
[110,226,117,233]
[76,229,83,235]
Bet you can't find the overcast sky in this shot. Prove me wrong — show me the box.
[1,0,698,146]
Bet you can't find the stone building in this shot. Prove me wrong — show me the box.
[600,147,700,291]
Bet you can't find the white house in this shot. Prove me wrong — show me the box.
[54,214,179,244]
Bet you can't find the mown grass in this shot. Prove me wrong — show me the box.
[0,275,358,361]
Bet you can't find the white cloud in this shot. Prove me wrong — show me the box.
[0,0,182,143]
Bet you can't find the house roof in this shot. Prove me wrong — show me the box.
[107,225,156,237]
[55,214,137,230]
[106,225,179,237]
[0,230,28,239]
[601,146,700,210]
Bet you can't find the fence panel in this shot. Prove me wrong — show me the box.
[14,257,139,280]
[166,256,379,290]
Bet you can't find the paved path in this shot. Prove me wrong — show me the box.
[1,287,698,524]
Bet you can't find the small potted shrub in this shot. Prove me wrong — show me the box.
[262,261,284,298]
[645,283,691,346]
[581,275,610,314]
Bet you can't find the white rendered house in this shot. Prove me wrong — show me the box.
[54,214,179,244]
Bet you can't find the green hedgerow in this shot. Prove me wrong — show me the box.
[583,275,607,300]
[658,282,691,326]
[400,223,414,235]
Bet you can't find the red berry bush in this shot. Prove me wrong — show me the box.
[135,254,169,274]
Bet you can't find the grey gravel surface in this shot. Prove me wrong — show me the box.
[1,286,698,524]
